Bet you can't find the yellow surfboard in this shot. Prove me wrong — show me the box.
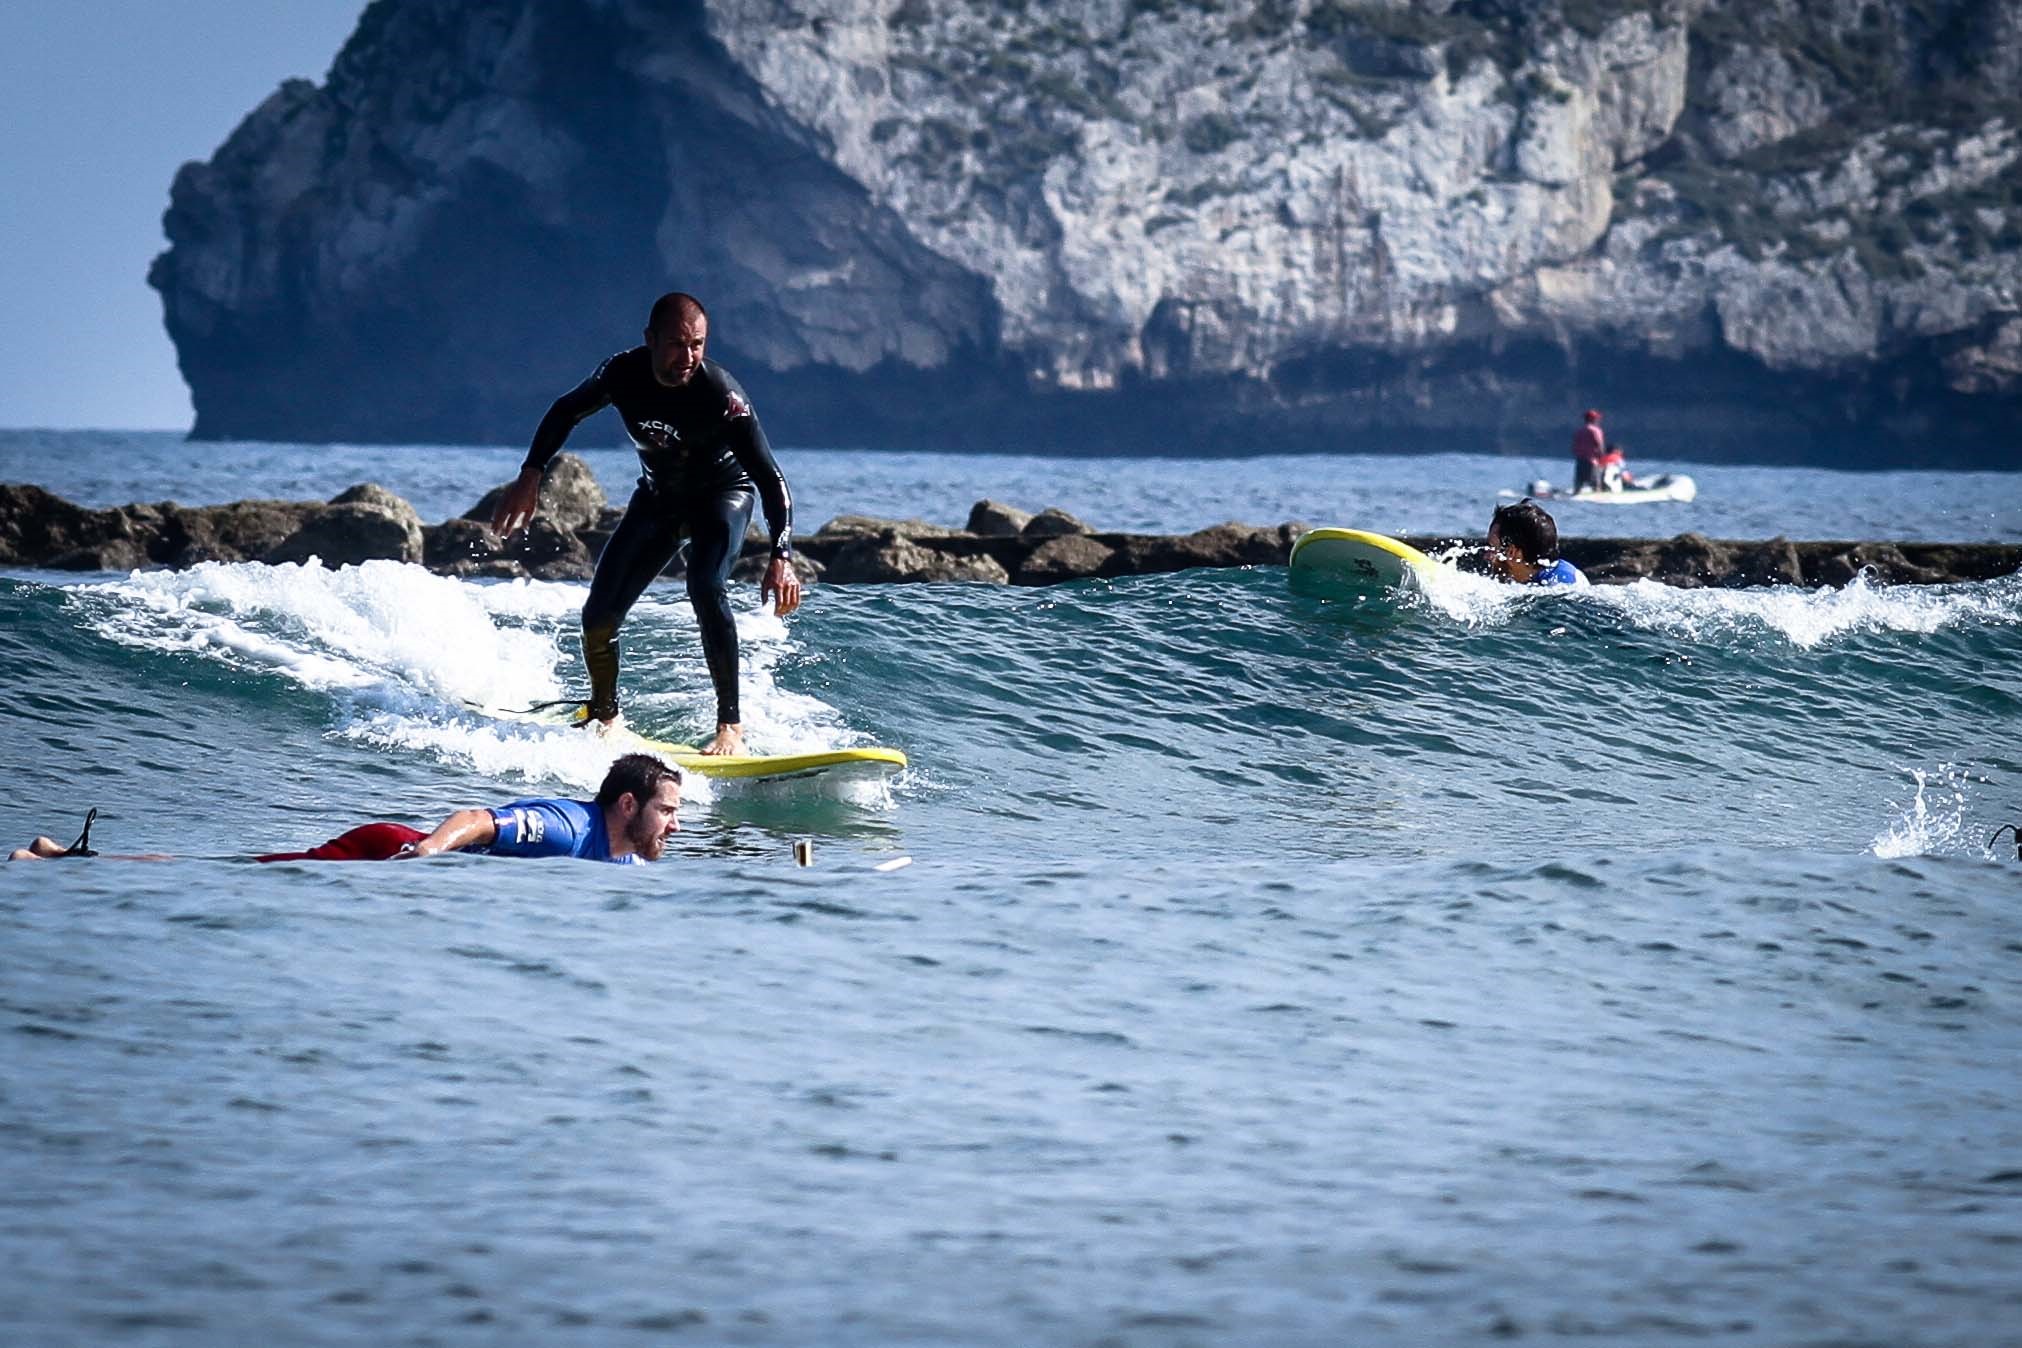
[1288,527,1448,594]
[492,704,908,784]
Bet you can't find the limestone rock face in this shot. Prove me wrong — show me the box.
[152,0,2022,466]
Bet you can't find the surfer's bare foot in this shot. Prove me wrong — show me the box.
[699,723,744,756]
[10,836,64,861]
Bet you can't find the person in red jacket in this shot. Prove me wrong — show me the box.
[1595,440,1638,491]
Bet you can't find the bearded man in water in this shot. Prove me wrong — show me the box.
[10,754,683,865]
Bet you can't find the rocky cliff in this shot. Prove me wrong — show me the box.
[151,0,2022,466]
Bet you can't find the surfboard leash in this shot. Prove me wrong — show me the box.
[63,808,99,858]
[1990,823,2021,861]
[457,696,590,717]
[514,697,590,715]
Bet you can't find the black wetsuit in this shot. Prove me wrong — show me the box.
[523,348,793,725]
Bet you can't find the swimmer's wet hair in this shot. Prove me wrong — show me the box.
[597,753,682,807]
[1491,499,1560,563]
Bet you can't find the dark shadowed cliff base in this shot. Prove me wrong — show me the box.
[174,333,2014,469]
[150,2,2022,470]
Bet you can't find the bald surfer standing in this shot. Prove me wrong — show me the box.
[491,292,800,756]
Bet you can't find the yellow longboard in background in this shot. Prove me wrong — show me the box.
[1288,527,1451,595]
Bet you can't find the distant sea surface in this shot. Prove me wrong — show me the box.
[3,428,2020,1347]
[4,426,2019,541]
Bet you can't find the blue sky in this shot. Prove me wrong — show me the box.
[0,2,367,429]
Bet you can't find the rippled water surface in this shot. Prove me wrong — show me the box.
[4,427,2019,541]
[3,436,2021,1346]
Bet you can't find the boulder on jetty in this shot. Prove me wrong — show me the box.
[463,456,605,534]
[822,531,1010,585]
[1022,508,1092,538]
[1017,535,1115,585]
[3,464,2017,590]
[0,482,317,571]
[966,501,1031,537]
[266,484,425,567]
[1528,534,2006,589]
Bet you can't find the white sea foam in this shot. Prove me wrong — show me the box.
[1601,572,2022,649]
[79,559,567,706]
[336,710,716,802]
[1409,563,1532,626]
[65,560,873,798]
[1403,561,2021,645]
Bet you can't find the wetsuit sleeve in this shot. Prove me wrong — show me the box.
[721,387,793,558]
[521,359,617,475]
[485,800,588,858]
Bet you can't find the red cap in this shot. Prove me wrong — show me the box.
[1584,409,1602,422]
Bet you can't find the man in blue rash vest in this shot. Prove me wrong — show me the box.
[490,292,801,757]
[1484,499,1589,588]
[9,755,683,865]
[382,751,682,864]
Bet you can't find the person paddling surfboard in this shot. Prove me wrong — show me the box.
[490,292,800,757]
[9,755,683,866]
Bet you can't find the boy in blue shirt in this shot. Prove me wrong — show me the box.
[1485,500,1589,588]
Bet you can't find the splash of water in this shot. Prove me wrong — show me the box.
[62,560,880,797]
[1869,763,1990,858]
[1602,572,2022,650]
[75,559,570,706]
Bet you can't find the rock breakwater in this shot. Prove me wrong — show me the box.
[3,459,2015,590]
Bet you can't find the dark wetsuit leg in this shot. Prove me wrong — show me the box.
[1572,459,1599,493]
[686,488,756,727]
[582,485,684,719]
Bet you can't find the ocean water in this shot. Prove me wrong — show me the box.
[4,427,2020,542]
[3,431,2021,1347]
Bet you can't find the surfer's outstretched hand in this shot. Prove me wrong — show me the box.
[763,556,802,617]
[491,467,543,539]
